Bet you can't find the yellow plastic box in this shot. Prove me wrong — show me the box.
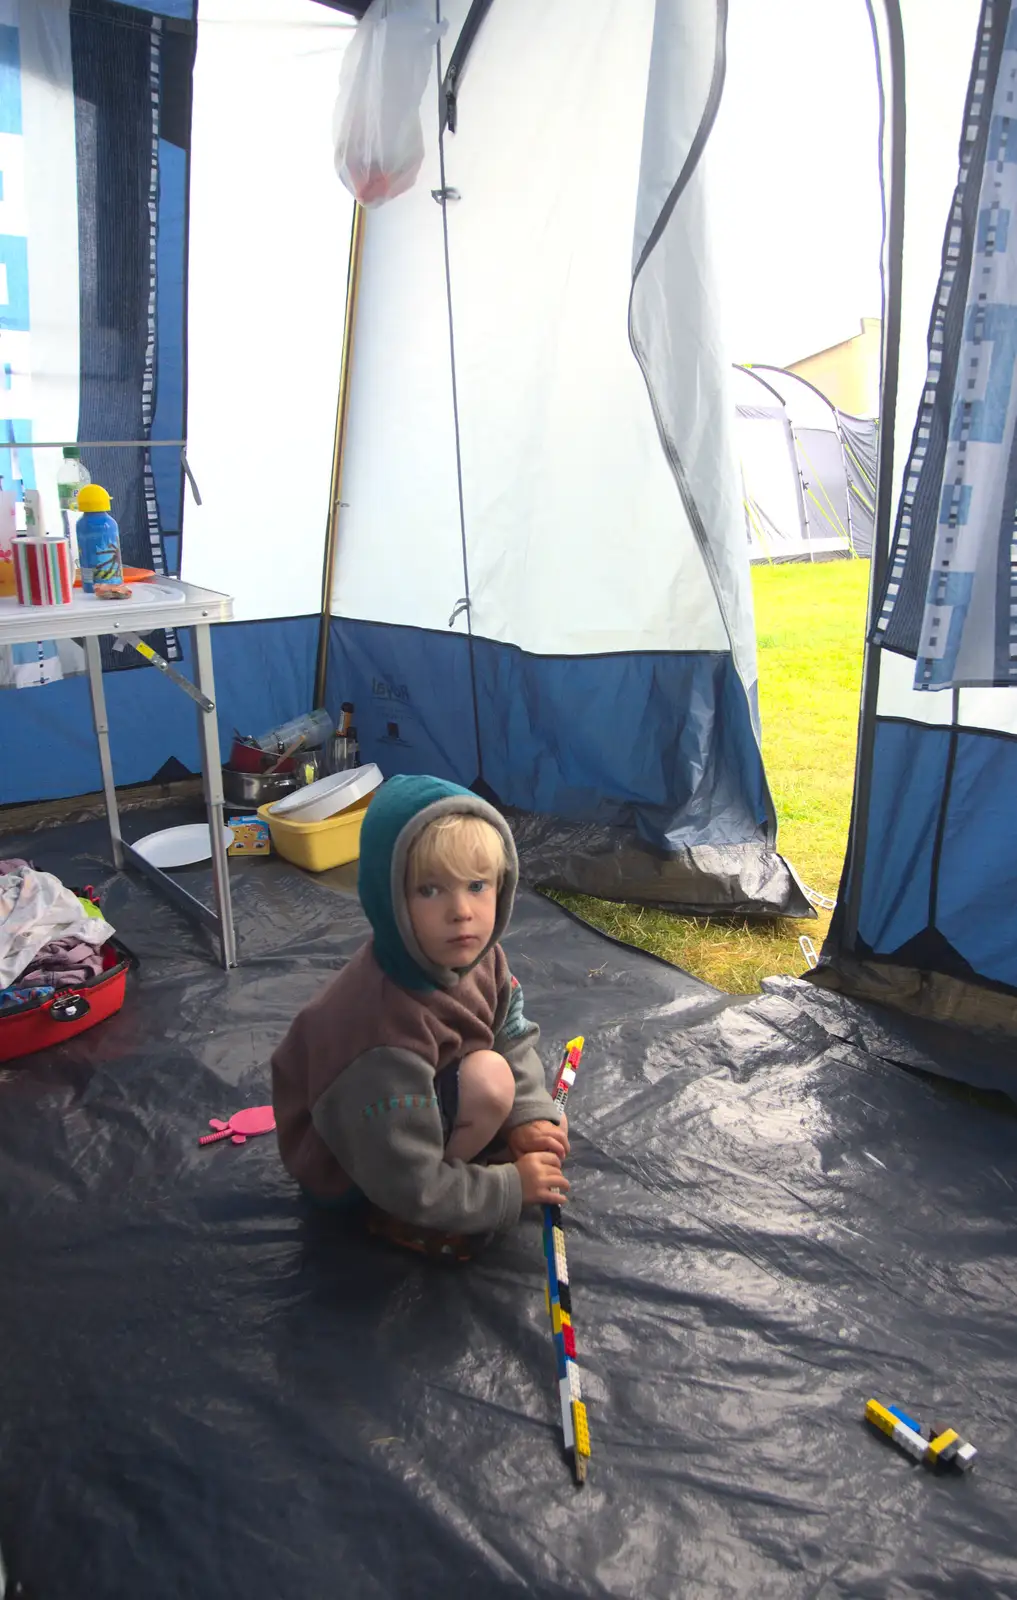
[257,793,372,872]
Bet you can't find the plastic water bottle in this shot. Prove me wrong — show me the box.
[56,447,90,539]
[75,483,123,593]
[254,708,334,753]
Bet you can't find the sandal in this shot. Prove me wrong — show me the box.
[366,1206,491,1263]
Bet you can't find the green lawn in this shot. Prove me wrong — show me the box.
[554,558,870,992]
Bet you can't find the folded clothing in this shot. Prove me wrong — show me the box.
[0,866,114,989]
[18,936,105,989]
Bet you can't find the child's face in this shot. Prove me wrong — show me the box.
[407,862,498,969]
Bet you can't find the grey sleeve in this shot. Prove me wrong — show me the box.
[494,978,561,1130]
[312,1047,522,1234]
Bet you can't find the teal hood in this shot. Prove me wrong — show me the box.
[357,774,519,992]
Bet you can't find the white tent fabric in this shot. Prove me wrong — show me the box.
[181,0,355,621]
[324,0,805,914]
[332,0,735,662]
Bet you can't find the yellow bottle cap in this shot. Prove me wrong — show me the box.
[76,484,111,513]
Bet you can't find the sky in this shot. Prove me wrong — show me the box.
[711,0,884,367]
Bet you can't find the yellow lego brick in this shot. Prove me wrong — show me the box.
[572,1400,591,1458]
[544,1281,551,1316]
[566,1035,585,1054]
[552,1303,563,1335]
[928,1429,960,1464]
[865,1400,898,1440]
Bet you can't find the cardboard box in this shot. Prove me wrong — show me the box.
[227,816,271,856]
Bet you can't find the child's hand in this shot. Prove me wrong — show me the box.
[507,1115,569,1162]
[516,1151,569,1206]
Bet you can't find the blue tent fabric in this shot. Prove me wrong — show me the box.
[0,616,317,807]
[328,618,772,851]
[845,714,1017,993]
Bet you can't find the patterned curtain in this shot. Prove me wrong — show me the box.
[0,0,194,687]
[874,1,1017,690]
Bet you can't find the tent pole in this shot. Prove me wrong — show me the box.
[841,0,905,951]
[314,202,367,711]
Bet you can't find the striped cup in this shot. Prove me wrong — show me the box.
[14,534,73,607]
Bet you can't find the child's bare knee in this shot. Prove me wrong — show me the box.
[462,1049,514,1119]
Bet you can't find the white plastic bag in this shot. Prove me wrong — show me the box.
[332,0,446,209]
[0,866,114,989]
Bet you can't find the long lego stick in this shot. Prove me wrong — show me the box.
[543,1035,590,1484]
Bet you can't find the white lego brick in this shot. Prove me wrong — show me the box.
[559,1379,575,1450]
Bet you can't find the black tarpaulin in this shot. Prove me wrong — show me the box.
[1,813,1016,1599]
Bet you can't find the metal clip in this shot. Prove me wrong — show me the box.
[431,187,461,204]
[181,448,203,506]
[448,598,469,627]
[799,935,819,971]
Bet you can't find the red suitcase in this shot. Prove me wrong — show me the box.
[0,886,133,1065]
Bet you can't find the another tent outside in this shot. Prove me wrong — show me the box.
[732,363,877,563]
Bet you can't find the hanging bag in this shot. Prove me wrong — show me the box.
[332,0,446,208]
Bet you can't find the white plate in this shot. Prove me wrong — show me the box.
[132,822,234,868]
[269,762,382,823]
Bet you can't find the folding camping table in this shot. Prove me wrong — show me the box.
[0,579,238,968]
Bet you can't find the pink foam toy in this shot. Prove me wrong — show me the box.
[199,1106,276,1147]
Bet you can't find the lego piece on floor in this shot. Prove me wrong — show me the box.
[866,1399,977,1473]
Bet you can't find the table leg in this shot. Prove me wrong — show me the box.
[193,623,237,969]
[84,635,124,870]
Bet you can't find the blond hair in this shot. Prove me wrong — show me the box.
[406,812,507,889]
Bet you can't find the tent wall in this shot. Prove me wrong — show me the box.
[180,0,354,621]
[795,426,855,549]
[838,409,878,556]
[327,0,806,914]
[1,617,318,804]
[0,0,352,806]
[828,0,1017,999]
[733,365,875,562]
[735,406,808,560]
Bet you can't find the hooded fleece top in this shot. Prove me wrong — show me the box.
[271,775,560,1233]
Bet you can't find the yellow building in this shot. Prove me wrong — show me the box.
[787,316,881,417]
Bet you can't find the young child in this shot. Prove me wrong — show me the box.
[271,774,569,1250]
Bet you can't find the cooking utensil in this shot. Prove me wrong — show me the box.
[228,733,298,776]
[221,766,299,810]
[264,734,304,775]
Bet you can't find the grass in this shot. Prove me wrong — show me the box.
[554,558,871,993]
